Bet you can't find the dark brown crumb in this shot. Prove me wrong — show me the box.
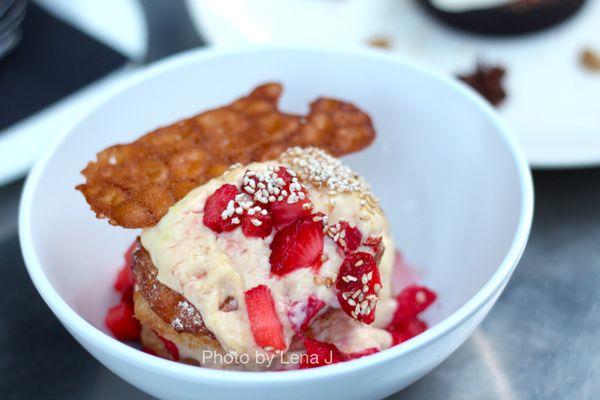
[458,62,507,107]
[581,48,600,72]
[367,37,392,49]
[219,296,239,312]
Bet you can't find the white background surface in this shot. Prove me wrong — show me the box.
[187,0,600,168]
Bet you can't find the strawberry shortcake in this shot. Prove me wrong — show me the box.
[79,84,436,370]
[107,147,436,370]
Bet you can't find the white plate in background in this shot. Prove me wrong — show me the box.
[187,0,600,168]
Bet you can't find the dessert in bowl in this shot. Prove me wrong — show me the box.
[77,82,436,370]
[20,47,533,399]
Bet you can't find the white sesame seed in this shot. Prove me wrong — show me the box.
[280,147,376,204]
[348,299,356,306]
[355,260,364,267]
[251,218,262,227]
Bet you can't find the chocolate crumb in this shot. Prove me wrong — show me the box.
[581,48,600,72]
[219,296,238,312]
[367,37,392,49]
[458,62,507,106]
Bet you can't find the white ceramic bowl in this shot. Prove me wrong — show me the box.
[19,46,533,400]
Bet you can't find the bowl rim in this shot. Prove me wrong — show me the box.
[19,44,534,384]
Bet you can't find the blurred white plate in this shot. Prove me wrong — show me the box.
[186,0,600,168]
[0,0,146,185]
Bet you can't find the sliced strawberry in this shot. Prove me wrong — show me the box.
[269,198,311,227]
[288,295,326,333]
[276,166,295,186]
[300,338,345,369]
[120,286,134,305]
[336,221,362,253]
[346,347,379,360]
[105,301,141,341]
[242,211,273,238]
[268,167,311,227]
[203,184,241,233]
[389,285,437,327]
[114,266,135,294]
[389,317,428,345]
[159,336,180,361]
[301,295,326,331]
[114,242,137,293]
[335,252,381,324]
[270,215,324,276]
[245,285,286,350]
